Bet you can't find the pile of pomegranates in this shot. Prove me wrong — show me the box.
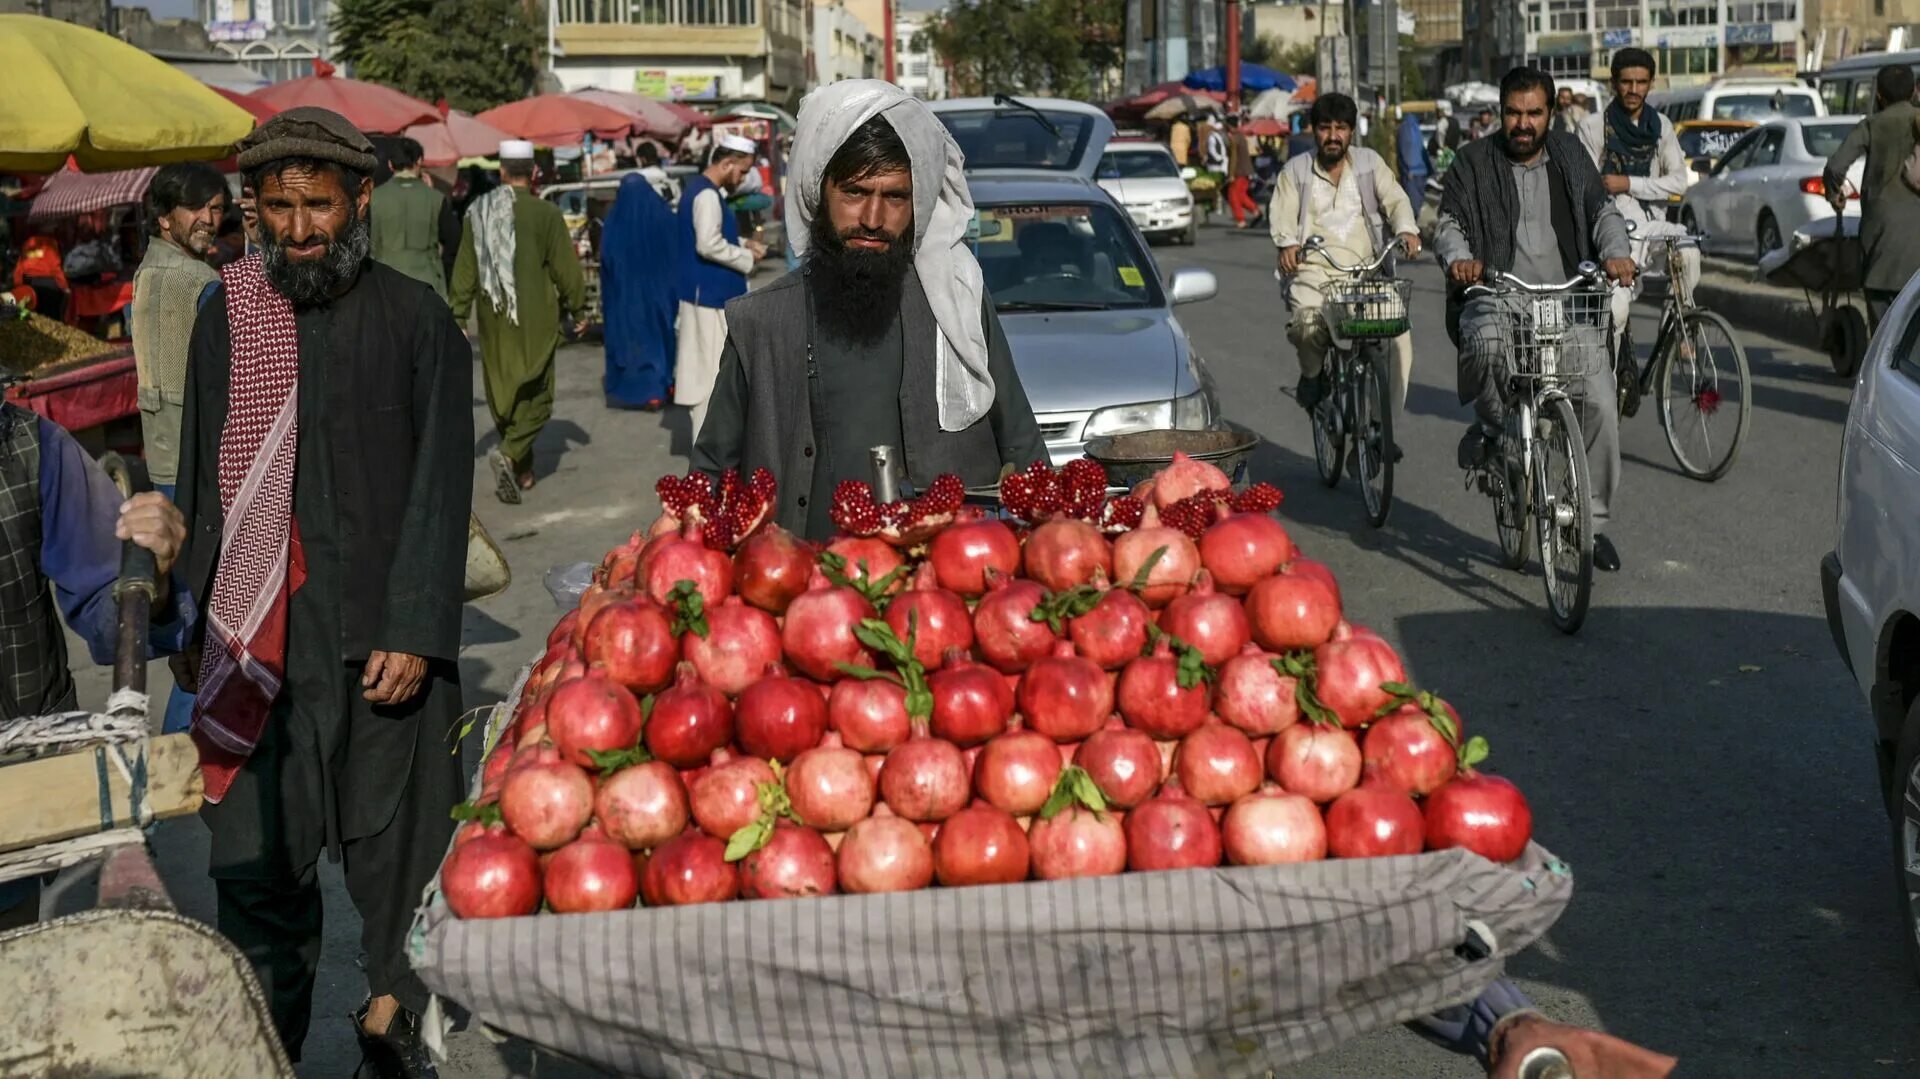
[438,460,1535,921]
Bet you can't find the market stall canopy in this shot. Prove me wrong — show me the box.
[1248,87,1300,120]
[1183,64,1297,94]
[0,14,256,173]
[248,61,438,136]
[26,164,158,223]
[567,88,688,140]
[405,108,513,168]
[662,101,713,130]
[1143,91,1225,121]
[715,102,796,131]
[1241,117,1287,138]
[211,85,281,124]
[476,94,636,146]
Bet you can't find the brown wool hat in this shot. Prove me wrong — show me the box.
[236,106,379,174]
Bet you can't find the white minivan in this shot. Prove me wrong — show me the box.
[1649,77,1826,123]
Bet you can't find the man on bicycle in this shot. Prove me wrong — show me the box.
[1272,93,1422,438]
[1435,67,1636,571]
[1576,47,1699,361]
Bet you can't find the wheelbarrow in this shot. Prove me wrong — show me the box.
[1758,214,1869,378]
[0,454,293,1079]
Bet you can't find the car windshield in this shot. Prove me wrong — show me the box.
[1712,93,1818,120]
[1097,150,1181,180]
[976,202,1160,311]
[937,109,1098,170]
[1678,125,1750,160]
[1801,122,1853,157]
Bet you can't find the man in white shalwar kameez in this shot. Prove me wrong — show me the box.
[674,134,765,437]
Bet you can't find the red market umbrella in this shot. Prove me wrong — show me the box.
[1241,117,1287,138]
[476,94,635,147]
[658,101,711,130]
[405,107,511,167]
[210,84,279,124]
[247,59,438,136]
[567,88,687,140]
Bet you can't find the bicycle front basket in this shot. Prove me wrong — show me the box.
[1326,278,1412,338]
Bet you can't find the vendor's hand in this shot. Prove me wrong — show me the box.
[1398,232,1422,260]
[1604,257,1638,287]
[1602,174,1633,195]
[746,239,769,260]
[1278,245,1302,275]
[115,492,185,576]
[364,650,428,706]
[1827,189,1847,215]
[1449,259,1485,286]
[1489,1014,1676,1078]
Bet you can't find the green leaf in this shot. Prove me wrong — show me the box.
[1379,680,1417,697]
[584,744,653,776]
[1041,766,1111,818]
[1073,768,1109,814]
[1425,706,1460,747]
[724,817,772,862]
[668,580,710,638]
[1126,545,1169,593]
[641,694,656,721]
[905,685,934,721]
[835,661,905,686]
[1029,584,1102,635]
[851,619,915,666]
[1459,735,1490,771]
[449,800,502,825]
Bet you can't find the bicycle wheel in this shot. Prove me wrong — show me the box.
[1492,433,1530,570]
[1534,396,1594,634]
[1312,360,1346,488]
[1658,309,1751,482]
[1355,345,1394,527]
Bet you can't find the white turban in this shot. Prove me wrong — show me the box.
[787,80,992,433]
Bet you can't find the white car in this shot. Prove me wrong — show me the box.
[1679,116,1864,262]
[1094,141,1197,245]
[1823,274,1920,977]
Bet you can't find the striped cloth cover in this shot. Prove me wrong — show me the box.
[410,669,1573,1078]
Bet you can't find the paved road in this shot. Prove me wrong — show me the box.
[69,218,1916,1076]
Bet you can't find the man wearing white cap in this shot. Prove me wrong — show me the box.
[674,133,767,436]
[692,80,1047,540]
[451,139,587,502]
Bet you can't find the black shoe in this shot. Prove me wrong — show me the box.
[1456,425,1496,470]
[1593,533,1622,572]
[353,1001,439,1079]
[1391,441,1405,464]
[1296,372,1328,413]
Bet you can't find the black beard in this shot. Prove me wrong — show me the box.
[1317,144,1347,167]
[259,212,370,307]
[806,211,914,345]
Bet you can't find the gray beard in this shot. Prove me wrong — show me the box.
[259,212,370,307]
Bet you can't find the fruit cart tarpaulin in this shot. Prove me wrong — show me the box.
[409,686,1573,1078]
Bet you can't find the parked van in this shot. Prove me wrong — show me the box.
[1816,48,1920,117]
[1648,78,1825,122]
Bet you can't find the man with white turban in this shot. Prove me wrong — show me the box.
[692,80,1047,541]
[674,133,766,436]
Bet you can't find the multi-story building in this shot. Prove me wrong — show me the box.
[551,0,810,108]
[894,9,947,98]
[1508,0,1805,85]
[1405,0,1469,87]
[812,0,881,83]
[1803,0,1920,63]
[197,0,330,84]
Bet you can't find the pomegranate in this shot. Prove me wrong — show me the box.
[828,677,911,753]
[683,597,782,696]
[547,608,580,652]
[1221,787,1327,865]
[1124,780,1223,871]
[1074,725,1162,808]
[933,803,1031,886]
[544,674,645,768]
[1023,518,1113,592]
[973,729,1064,816]
[1245,568,1343,652]
[572,582,633,649]
[836,816,935,893]
[1314,635,1406,729]
[544,834,640,913]
[1287,557,1343,605]
[1151,451,1232,509]
[734,664,830,762]
[1214,646,1300,736]
[883,564,974,670]
[1158,570,1252,666]
[1265,723,1362,803]
[1029,805,1127,879]
[477,742,516,803]
[599,530,647,586]
[971,574,1056,673]
[641,832,740,906]
[1017,641,1114,742]
[738,823,839,899]
[928,516,1021,597]
[441,827,542,919]
[786,746,877,831]
[1067,577,1153,670]
[781,571,878,683]
[877,721,971,822]
[1424,771,1532,863]
[499,755,594,850]
[1198,512,1296,595]
[1362,705,1460,797]
[645,663,734,768]
[580,598,678,695]
[690,755,778,839]
[824,536,906,594]
[1173,723,1264,806]
[643,521,734,609]
[1325,785,1425,858]
[929,650,1015,746]
[1112,508,1202,608]
[594,761,690,850]
[1115,636,1211,739]
[732,525,814,614]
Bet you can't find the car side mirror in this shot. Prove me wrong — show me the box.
[1179,167,1199,181]
[1168,267,1218,305]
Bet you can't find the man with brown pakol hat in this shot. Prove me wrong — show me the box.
[172,105,472,1078]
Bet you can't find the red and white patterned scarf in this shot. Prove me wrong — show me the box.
[190,255,307,804]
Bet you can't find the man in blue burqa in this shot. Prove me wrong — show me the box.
[599,173,680,410]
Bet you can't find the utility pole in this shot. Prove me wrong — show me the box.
[1226,0,1240,112]
[884,0,895,84]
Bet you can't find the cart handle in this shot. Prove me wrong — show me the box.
[98,453,156,696]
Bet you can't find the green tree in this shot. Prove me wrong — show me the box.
[918,0,1125,101]
[1399,37,1428,100]
[331,0,543,114]
[1273,40,1319,79]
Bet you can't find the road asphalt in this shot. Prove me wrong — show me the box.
[58,218,1917,1077]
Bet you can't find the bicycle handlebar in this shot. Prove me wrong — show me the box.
[1301,235,1402,276]
[1462,264,1609,298]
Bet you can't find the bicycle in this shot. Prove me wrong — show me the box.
[1298,237,1408,528]
[1612,230,1752,481]
[1465,264,1614,634]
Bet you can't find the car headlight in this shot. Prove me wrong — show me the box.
[1158,197,1191,211]
[1084,392,1211,438]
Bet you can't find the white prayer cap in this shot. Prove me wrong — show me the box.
[715,133,757,156]
[498,139,535,160]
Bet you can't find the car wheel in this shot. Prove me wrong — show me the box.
[1757,211,1782,261]
[1888,695,1920,983]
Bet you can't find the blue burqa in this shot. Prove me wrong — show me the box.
[600,174,680,408]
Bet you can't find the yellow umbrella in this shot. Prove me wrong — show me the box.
[0,14,255,173]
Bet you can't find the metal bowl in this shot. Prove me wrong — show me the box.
[1083,423,1260,489]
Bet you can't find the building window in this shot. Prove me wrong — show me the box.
[909,58,929,77]
[1546,0,1587,31]
[586,0,760,26]
[1531,51,1592,77]
[1649,0,1718,26]
[1655,44,1720,74]
[1595,0,1640,29]
[1726,0,1794,20]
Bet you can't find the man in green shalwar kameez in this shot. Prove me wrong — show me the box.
[450,139,587,503]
